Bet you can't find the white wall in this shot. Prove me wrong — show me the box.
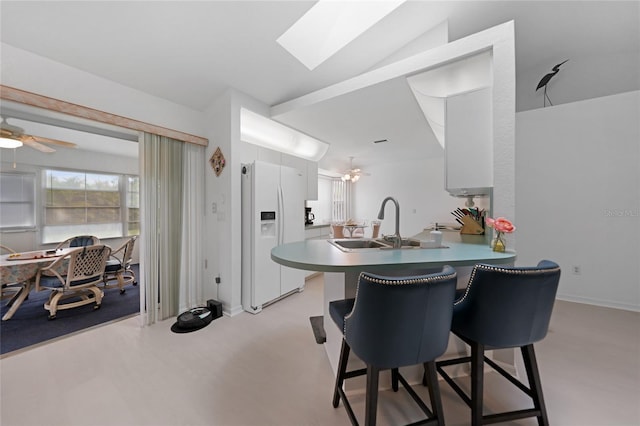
[352,156,488,238]
[516,91,640,311]
[202,90,231,312]
[203,89,273,316]
[1,44,206,137]
[517,51,640,112]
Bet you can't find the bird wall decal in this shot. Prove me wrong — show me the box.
[536,60,568,107]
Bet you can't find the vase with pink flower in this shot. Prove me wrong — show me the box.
[486,217,515,252]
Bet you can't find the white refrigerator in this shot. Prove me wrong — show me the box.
[241,160,306,313]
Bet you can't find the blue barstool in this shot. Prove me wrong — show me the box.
[436,260,561,426]
[330,266,458,426]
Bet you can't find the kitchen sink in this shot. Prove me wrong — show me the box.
[329,239,391,251]
[377,237,424,249]
[328,238,426,252]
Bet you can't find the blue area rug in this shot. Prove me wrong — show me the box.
[1,265,140,355]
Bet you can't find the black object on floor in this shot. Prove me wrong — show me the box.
[1,264,140,355]
[171,307,213,333]
[206,299,223,319]
[309,315,326,344]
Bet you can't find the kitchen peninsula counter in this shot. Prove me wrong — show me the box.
[271,232,514,273]
[271,232,516,382]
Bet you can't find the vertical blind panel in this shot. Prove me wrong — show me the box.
[140,133,184,325]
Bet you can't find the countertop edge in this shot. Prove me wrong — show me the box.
[271,239,516,273]
[305,224,330,230]
[271,253,516,272]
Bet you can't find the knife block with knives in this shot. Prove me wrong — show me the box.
[459,215,485,234]
[452,207,485,235]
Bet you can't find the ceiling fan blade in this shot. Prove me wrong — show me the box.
[1,128,16,138]
[28,135,77,148]
[21,137,56,153]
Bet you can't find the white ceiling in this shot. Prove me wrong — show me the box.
[1,1,638,171]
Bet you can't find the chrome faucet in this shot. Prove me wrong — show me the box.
[377,196,401,248]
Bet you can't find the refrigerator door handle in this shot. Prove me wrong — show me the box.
[277,185,284,245]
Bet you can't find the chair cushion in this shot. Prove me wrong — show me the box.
[329,298,355,334]
[37,275,65,288]
[104,259,122,273]
[70,236,96,247]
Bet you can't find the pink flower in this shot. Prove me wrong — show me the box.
[486,217,516,233]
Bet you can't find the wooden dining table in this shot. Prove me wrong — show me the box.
[0,248,73,320]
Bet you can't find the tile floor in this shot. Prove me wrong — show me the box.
[1,275,638,426]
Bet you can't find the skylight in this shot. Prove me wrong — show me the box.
[277,0,407,70]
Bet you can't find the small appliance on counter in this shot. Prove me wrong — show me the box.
[305,207,315,225]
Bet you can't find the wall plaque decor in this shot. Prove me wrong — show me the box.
[209,147,226,177]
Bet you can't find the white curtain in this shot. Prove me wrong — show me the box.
[139,133,204,325]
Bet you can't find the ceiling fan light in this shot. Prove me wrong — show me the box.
[0,137,23,149]
[351,174,360,182]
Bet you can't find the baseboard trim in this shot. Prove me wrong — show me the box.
[226,305,245,317]
[556,294,639,312]
[305,272,322,280]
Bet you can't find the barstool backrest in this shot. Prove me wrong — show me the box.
[344,266,457,369]
[453,260,561,348]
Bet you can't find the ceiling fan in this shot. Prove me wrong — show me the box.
[0,116,77,153]
[341,156,370,182]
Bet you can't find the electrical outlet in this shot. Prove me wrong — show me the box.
[211,202,217,214]
[572,265,581,275]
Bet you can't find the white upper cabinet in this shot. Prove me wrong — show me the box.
[406,51,494,197]
[280,153,318,201]
[444,86,493,196]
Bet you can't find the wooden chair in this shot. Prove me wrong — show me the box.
[1,244,31,321]
[103,236,137,294]
[41,235,102,278]
[332,224,345,239]
[371,221,381,238]
[35,244,111,320]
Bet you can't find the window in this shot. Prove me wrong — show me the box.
[42,169,139,243]
[126,176,140,236]
[331,178,348,223]
[0,172,36,230]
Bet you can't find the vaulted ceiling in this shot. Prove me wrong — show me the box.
[1,1,638,170]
